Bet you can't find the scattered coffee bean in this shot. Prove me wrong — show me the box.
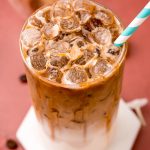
[19,74,27,83]
[6,139,18,149]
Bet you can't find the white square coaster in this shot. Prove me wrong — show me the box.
[16,100,141,150]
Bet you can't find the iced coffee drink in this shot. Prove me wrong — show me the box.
[20,0,127,149]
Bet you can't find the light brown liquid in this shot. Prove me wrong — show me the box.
[20,0,127,149]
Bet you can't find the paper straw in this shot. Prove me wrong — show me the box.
[114,1,150,47]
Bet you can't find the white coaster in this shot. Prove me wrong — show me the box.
[16,100,141,150]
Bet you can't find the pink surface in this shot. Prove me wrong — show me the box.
[0,0,150,149]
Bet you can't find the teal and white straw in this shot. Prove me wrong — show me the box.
[114,1,150,47]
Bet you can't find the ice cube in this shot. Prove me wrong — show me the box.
[73,0,95,13]
[89,59,111,77]
[75,49,94,65]
[56,41,70,52]
[94,10,114,26]
[60,16,80,32]
[108,24,120,41]
[21,28,41,47]
[73,0,84,10]
[90,18,102,28]
[94,47,101,57]
[83,21,93,32]
[103,44,121,64]
[42,7,51,23]
[64,66,88,84]
[74,109,84,123]
[76,40,85,48]
[81,22,93,39]
[107,45,120,56]
[28,15,43,28]
[82,18,102,36]
[76,10,91,24]
[49,55,69,68]
[46,40,70,54]
[52,0,73,18]
[44,40,54,51]
[30,51,47,70]
[35,10,47,24]
[69,44,83,60]
[42,22,60,39]
[63,33,77,43]
[54,32,66,41]
[70,36,85,47]
[43,67,63,82]
[91,27,112,45]
[27,46,39,56]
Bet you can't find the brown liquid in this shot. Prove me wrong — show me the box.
[25,60,125,139]
[20,0,127,148]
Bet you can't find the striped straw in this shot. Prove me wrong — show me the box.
[114,1,150,47]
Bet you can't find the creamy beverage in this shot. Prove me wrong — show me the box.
[20,0,127,149]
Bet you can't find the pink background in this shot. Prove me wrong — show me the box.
[0,0,150,149]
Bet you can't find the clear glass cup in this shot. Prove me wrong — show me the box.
[20,1,127,149]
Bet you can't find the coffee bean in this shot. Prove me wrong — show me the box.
[6,139,18,149]
[19,74,27,83]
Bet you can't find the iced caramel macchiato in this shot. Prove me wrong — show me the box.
[20,0,127,149]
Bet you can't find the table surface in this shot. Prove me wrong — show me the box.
[0,0,150,149]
